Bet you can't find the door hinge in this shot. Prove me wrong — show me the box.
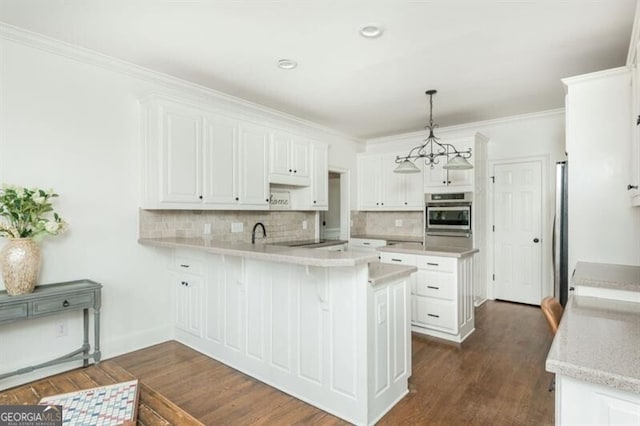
[490,176,495,183]
[492,274,495,281]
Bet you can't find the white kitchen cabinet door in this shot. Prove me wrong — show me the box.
[291,138,311,179]
[358,155,383,209]
[403,161,425,208]
[174,273,203,338]
[269,131,311,186]
[203,114,238,205]
[383,153,406,208]
[238,123,270,207]
[630,43,640,206]
[160,104,203,203]
[310,142,328,209]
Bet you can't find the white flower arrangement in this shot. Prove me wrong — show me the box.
[0,185,67,240]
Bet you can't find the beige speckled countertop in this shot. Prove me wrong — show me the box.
[368,263,417,285]
[139,237,378,267]
[573,262,640,292]
[377,242,479,258]
[546,295,640,394]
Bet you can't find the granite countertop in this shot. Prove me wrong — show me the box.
[139,237,378,267]
[368,263,417,286]
[573,262,640,292]
[377,242,479,258]
[546,295,640,394]
[351,234,424,243]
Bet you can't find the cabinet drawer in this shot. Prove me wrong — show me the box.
[32,293,95,316]
[415,270,455,300]
[380,252,416,266]
[416,255,456,272]
[350,238,386,248]
[0,302,28,323]
[413,296,456,332]
[174,255,204,275]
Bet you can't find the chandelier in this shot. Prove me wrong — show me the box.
[394,90,473,174]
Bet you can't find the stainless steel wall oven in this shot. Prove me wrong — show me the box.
[425,192,472,237]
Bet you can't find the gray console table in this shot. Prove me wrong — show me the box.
[0,279,102,380]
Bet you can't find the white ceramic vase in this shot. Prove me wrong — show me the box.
[0,238,42,296]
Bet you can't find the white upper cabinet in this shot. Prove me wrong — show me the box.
[142,95,269,210]
[309,142,329,209]
[423,139,477,193]
[629,42,640,206]
[203,113,237,205]
[357,153,423,211]
[238,122,270,207]
[159,103,203,203]
[269,131,311,186]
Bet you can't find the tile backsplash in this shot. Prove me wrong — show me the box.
[139,209,316,243]
[350,211,423,237]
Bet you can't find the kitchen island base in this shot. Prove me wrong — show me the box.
[165,245,413,425]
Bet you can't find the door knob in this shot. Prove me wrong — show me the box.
[533,238,540,243]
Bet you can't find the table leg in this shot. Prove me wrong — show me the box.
[94,308,101,364]
[83,308,89,367]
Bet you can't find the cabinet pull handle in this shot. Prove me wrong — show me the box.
[427,313,440,318]
[62,300,70,307]
[427,286,439,290]
[363,242,370,245]
[427,262,439,266]
[179,264,189,268]
[391,258,402,262]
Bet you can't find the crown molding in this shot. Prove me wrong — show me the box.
[562,67,630,87]
[366,108,565,145]
[0,22,362,144]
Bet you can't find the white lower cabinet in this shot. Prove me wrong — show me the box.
[172,252,204,338]
[556,376,640,426]
[172,249,411,425]
[380,251,475,343]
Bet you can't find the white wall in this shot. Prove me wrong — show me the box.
[0,29,363,389]
[564,68,640,269]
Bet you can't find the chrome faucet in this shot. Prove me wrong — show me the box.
[251,222,267,244]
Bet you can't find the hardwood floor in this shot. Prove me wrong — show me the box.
[1,300,554,425]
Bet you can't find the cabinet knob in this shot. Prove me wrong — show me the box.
[289,169,292,172]
[376,202,379,205]
[62,300,70,307]
[199,195,203,200]
[294,170,297,173]
[265,198,269,202]
[404,202,407,205]
[313,200,317,204]
[628,184,638,190]
[533,238,540,243]
[447,181,451,184]
[442,181,446,184]
[235,197,239,201]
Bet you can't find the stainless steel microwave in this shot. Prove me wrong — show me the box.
[425,192,472,235]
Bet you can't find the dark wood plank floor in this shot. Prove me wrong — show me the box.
[1,300,554,425]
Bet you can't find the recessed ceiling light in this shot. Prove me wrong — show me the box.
[277,59,298,70]
[359,23,383,39]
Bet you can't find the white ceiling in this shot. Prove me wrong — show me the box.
[0,0,636,139]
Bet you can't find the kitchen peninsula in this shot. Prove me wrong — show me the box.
[546,262,640,425]
[139,237,417,425]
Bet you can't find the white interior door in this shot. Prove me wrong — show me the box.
[492,161,543,305]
